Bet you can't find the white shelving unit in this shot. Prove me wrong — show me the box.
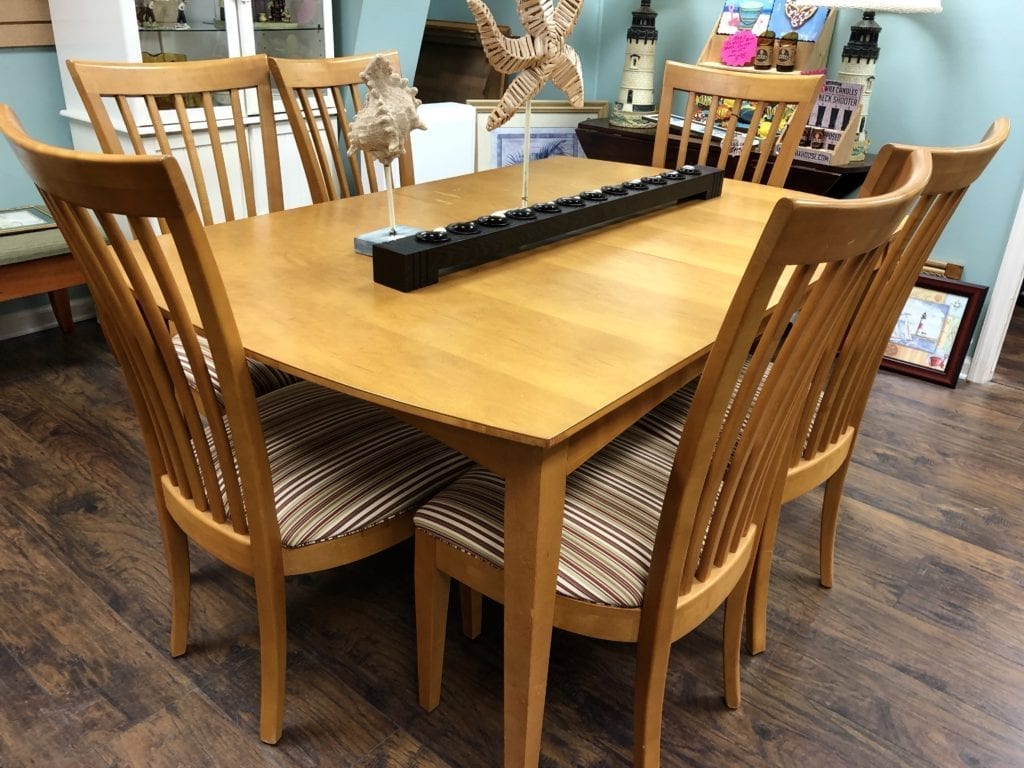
[48,0,335,210]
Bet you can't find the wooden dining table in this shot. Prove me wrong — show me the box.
[178,156,808,766]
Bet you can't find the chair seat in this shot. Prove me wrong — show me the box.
[636,359,776,446]
[175,334,299,402]
[415,426,675,608]
[636,379,699,446]
[241,381,473,548]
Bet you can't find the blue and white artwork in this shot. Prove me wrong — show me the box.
[490,127,586,168]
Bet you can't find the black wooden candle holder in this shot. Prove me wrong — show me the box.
[371,165,724,292]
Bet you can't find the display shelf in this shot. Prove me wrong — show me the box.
[698,6,836,74]
[207,20,306,30]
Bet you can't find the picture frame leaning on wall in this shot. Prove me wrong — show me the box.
[882,274,989,387]
[468,99,608,172]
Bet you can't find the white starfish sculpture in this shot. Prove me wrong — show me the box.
[468,0,585,131]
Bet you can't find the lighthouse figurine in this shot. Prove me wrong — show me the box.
[610,0,658,128]
[834,11,881,162]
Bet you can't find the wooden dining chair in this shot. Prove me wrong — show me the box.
[0,103,473,745]
[651,60,823,187]
[636,118,1010,656]
[269,51,415,203]
[68,54,284,225]
[413,147,931,766]
[67,54,296,402]
[746,116,1012,651]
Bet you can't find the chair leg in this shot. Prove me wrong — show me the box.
[633,634,672,768]
[156,499,191,657]
[253,568,288,745]
[415,530,451,711]
[46,288,75,332]
[459,582,483,639]
[723,555,756,709]
[819,452,853,589]
[746,503,782,656]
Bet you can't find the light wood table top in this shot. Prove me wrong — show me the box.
[190,156,807,766]
[201,157,794,444]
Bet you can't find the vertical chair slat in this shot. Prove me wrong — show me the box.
[733,100,765,182]
[748,100,776,184]
[226,89,252,220]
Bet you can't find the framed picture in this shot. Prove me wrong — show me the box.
[0,205,56,236]
[882,274,988,387]
[714,2,829,42]
[468,99,608,172]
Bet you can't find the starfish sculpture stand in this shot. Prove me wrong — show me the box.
[468,0,585,206]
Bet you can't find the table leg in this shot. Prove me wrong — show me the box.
[502,445,568,768]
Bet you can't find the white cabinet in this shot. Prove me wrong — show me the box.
[48,0,334,210]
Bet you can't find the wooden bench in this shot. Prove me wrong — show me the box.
[0,226,84,332]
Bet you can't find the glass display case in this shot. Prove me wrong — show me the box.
[48,0,334,208]
[136,0,328,78]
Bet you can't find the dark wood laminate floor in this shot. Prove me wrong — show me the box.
[2,320,1022,767]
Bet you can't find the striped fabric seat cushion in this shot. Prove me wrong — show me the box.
[635,358,772,446]
[215,381,474,548]
[415,426,676,608]
[636,361,830,456]
[174,334,300,403]
[635,379,699,446]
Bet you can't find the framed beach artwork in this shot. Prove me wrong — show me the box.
[468,99,608,172]
[881,274,988,387]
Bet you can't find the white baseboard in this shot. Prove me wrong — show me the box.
[0,295,96,341]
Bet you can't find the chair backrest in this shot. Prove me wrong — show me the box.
[269,52,414,202]
[647,148,930,615]
[651,61,823,187]
[67,54,284,227]
[0,102,278,563]
[796,117,1010,469]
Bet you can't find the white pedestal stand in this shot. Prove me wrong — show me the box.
[353,160,418,255]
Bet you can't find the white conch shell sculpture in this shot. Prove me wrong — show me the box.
[347,55,427,166]
[468,0,585,131]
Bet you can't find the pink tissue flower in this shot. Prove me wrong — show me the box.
[721,29,758,67]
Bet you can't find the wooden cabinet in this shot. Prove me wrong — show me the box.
[412,19,507,104]
[48,0,335,210]
[576,118,873,199]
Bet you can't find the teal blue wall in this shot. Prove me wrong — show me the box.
[3,2,1021,331]
[0,47,75,321]
[339,0,430,79]
[822,4,1023,289]
[0,48,72,208]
